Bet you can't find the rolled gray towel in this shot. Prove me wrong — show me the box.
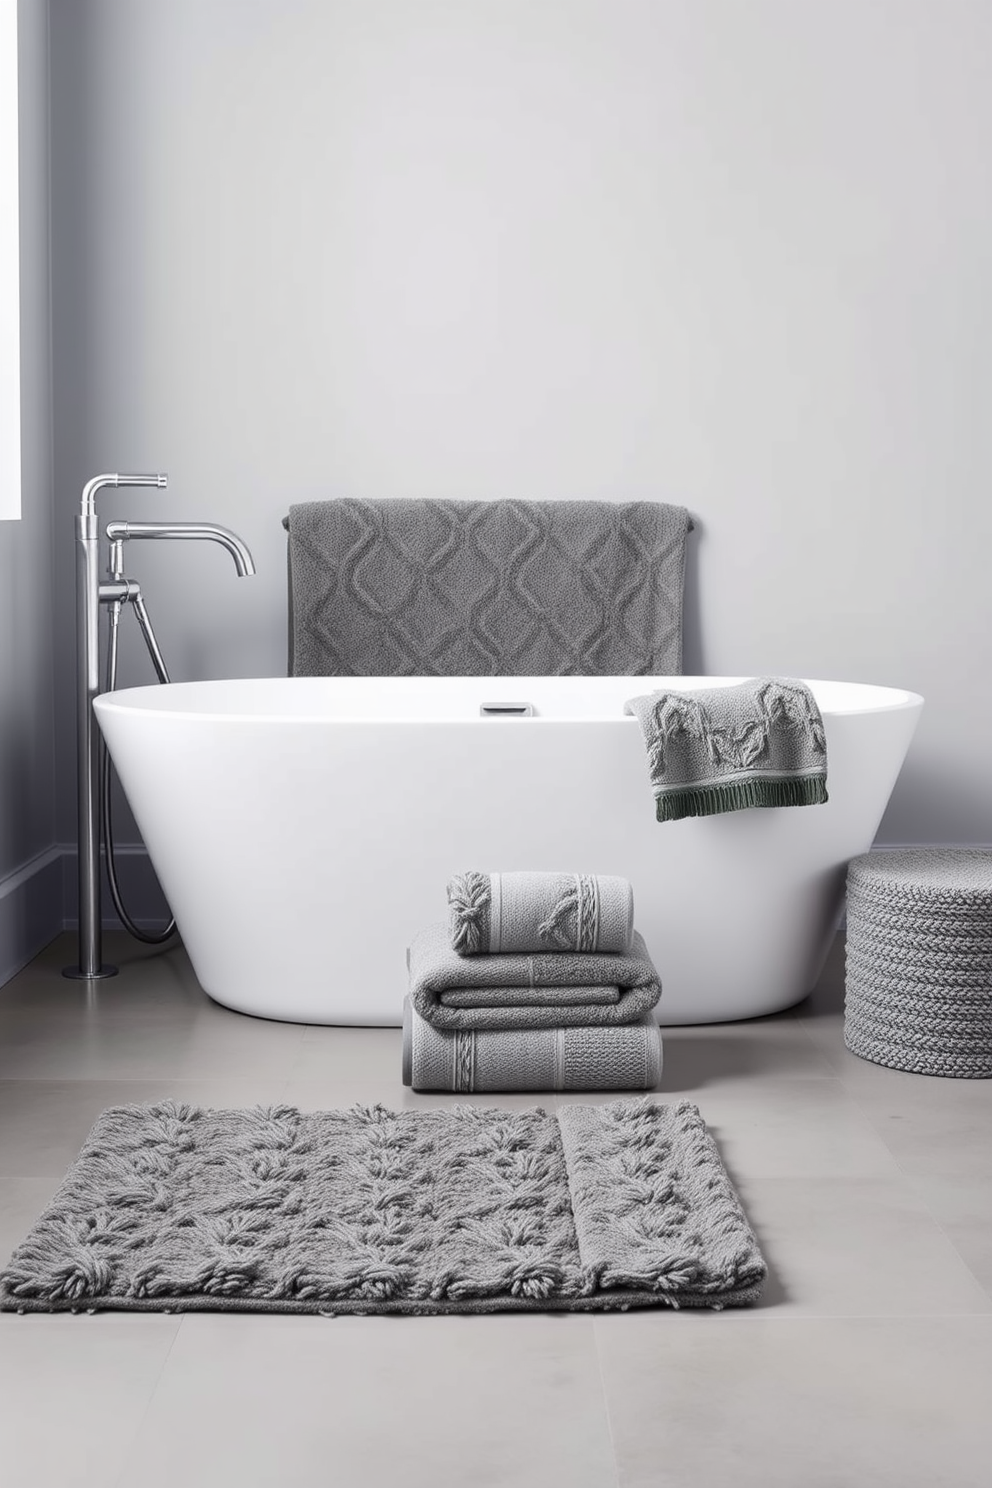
[447,871,635,956]
[408,921,661,1032]
[624,676,828,823]
[402,996,662,1092]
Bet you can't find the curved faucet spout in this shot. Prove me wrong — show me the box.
[103,520,256,577]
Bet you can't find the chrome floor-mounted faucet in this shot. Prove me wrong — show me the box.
[63,472,256,980]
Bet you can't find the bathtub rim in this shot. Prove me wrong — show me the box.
[93,676,925,727]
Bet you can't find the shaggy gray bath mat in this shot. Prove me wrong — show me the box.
[0,1099,765,1316]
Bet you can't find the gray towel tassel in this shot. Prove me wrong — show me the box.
[448,872,490,954]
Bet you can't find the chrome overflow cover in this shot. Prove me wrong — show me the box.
[480,702,535,717]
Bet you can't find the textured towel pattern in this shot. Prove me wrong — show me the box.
[624,676,829,822]
[408,922,661,1031]
[448,871,634,957]
[0,1099,765,1315]
[403,998,661,1092]
[285,498,692,677]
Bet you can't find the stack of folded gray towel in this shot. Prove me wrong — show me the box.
[403,871,662,1093]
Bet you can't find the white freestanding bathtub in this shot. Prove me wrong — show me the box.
[93,676,922,1026]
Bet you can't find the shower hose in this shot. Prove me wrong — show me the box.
[101,600,177,945]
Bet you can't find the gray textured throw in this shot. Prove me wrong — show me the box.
[403,997,661,1092]
[448,871,634,956]
[409,922,662,1031]
[624,676,829,822]
[0,1099,765,1315]
[284,498,692,676]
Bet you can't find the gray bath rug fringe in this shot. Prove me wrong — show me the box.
[0,1099,765,1316]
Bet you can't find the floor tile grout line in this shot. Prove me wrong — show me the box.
[5,1308,992,1330]
[790,1006,852,1080]
[0,1072,309,1086]
[899,1185,992,1308]
[280,1029,312,1084]
[110,1315,187,1488]
[590,1315,625,1488]
[0,1077,303,1086]
[835,1078,992,1307]
[588,1311,992,1323]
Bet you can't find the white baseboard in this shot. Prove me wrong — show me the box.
[0,843,172,988]
[59,843,173,934]
[0,845,64,987]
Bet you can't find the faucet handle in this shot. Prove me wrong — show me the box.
[117,472,168,489]
[80,472,168,518]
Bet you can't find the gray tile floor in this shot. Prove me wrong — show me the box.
[1,931,991,1487]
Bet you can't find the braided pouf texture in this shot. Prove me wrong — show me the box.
[844,850,992,1078]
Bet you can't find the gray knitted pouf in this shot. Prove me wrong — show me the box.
[844,850,992,1078]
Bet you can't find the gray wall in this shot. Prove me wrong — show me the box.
[48,0,992,870]
[0,0,59,980]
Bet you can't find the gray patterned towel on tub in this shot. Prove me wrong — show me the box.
[408,922,661,1032]
[284,498,692,676]
[624,677,828,823]
[447,871,634,957]
[402,997,662,1092]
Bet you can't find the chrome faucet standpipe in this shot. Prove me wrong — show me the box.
[64,473,256,981]
[64,474,168,981]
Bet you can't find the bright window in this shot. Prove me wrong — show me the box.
[0,0,21,521]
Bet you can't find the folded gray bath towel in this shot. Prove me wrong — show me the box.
[624,676,829,823]
[402,997,662,1092]
[447,871,634,956]
[284,498,692,676]
[408,921,662,1032]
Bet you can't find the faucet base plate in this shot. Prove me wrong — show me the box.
[61,964,119,981]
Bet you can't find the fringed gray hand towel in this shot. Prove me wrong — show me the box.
[402,998,662,1092]
[624,677,828,823]
[284,498,692,677]
[448,871,634,956]
[408,922,661,1032]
